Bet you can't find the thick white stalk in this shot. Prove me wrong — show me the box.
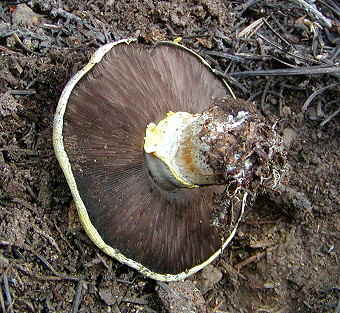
[144,106,253,188]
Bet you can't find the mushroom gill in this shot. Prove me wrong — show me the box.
[53,40,285,281]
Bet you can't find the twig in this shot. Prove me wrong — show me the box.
[204,50,245,63]
[320,107,340,127]
[33,227,61,254]
[291,0,332,28]
[121,297,149,305]
[302,83,340,111]
[11,198,38,214]
[335,297,340,313]
[50,8,83,24]
[34,253,80,281]
[71,280,84,313]
[11,33,39,56]
[219,260,246,280]
[215,65,340,78]
[235,251,266,271]
[8,89,36,95]
[235,0,262,15]
[65,39,98,51]
[5,242,82,281]
[318,0,340,18]
[237,18,264,39]
[234,246,278,271]
[13,264,82,281]
[53,221,74,250]
[40,23,64,30]
[3,273,14,313]
[329,47,340,63]
[257,33,319,64]
[0,45,24,55]
[0,283,5,313]
[263,18,291,47]
[244,217,282,225]
[0,146,38,155]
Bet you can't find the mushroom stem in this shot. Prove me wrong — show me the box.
[144,100,283,190]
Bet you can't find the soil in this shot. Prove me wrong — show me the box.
[0,1,339,313]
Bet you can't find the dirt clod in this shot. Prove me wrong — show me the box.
[12,4,42,26]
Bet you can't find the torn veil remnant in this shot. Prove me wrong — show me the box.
[53,39,287,281]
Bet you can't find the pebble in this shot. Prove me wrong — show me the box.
[282,127,297,148]
[157,280,207,313]
[0,92,21,117]
[196,264,223,294]
[12,4,42,26]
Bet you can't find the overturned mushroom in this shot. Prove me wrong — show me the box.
[53,39,286,281]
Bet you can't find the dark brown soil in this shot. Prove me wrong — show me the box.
[0,1,339,312]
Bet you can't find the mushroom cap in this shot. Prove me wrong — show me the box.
[53,39,246,281]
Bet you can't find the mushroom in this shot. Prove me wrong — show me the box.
[53,39,285,281]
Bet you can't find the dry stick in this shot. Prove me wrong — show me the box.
[291,0,332,28]
[50,8,83,24]
[3,273,14,313]
[0,45,24,55]
[8,90,36,96]
[8,242,82,281]
[33,253,80,281]
[33,227,62,254]
[335,297,340,313]
[40,23,64,30]
[53,221,74,251]
[13,264,81,281]
[320,107,340,127]
[11,33,40,56]
[121,297,149,306]
[234,251,266,271]
[302,83,340,111]
[11,198,39,214]
[237,17,264,39]
[318,0,340,18]
[215,65,340,78]
[71,280,84,313]
[329,47,340,63]
[262,18,292,47]
[234,246,278,271]
[235,0,262,14]
[0,279,6,313]
[257,33,319,64]
[0,146,37,154]
[204,50,245,63]
[219,260,246,280]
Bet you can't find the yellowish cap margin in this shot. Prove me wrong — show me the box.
[53,38,244,281]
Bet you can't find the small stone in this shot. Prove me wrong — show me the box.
[0,254,9,269]
[282,127,297,148]
[281,105,291,117]
[99,289,115,306]
[6,35,16,48]
[12,4,42,26]
[0,23,11,34]
[0,92,21,117]
[196,264,223,294]
[157,281,207,313]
